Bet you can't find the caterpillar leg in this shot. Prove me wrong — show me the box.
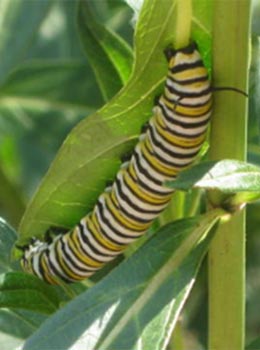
[16,236,39,252]
[44,226,68,243]
[140,121,149,134]
[153,94,160,106]
[120,151,132,169]
[15,243,29,252]
[104,179,114,193]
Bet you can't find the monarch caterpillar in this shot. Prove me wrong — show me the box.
[20,42,212,284]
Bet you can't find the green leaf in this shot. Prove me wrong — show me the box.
[0,0,51,84]
[0,308,46,340]
[0,308,48,350]
[166,160,260,193]
[0,60,102,193]
[0,271,60,314]
[17,0,175,244]
[18,0,211,245]
[246,336,260,349]
[0,166,25,227]
[0,60,102,112]
[0,329,24,350]
[22,210,221,350]
[77,0,133,101]
[0,218,18,273]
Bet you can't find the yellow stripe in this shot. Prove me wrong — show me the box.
[140,141,178,176]
[169,66,208,81]
[164,87,210,102]
[129,160,174,197]
[70,229,91,261]
[153,114,206,147]
[141,139,180,176]
[128,163,137,180]
[55,240,83,281]
[168,52,201,69]
[162,95,212,116]
[40,254,57,284]
[124,168,172,204]
[89,214,123,251]
[172,80,209,90]
[105,193,150,230]
[155,110,198,142]
[65,231,102,268]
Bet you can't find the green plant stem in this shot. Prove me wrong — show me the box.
[168,320,184,350]
[174,0,192,48]
[208,1,251,350]
[159,192,185,226]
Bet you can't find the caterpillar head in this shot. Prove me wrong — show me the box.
[164,42,198,63]
[164,42,210,93]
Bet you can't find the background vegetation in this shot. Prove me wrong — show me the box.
[0,0,259,349]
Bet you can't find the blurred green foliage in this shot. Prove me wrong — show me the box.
[0,0,133,227]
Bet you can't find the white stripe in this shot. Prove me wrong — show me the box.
[61,236,99,272]
[173,50,202,66]
[117,170,172,208]
[165,91,212,106]
[147,137,197,166]
[166,78,210,94]
[56,239,97,278]
[135,144,174,182]
[47,243,75,281]
[148,119,203,156]
[130,158,174,194]
[112,182,162,221]
[77,221,120,261]
[94,196,145,244]
[166,122,209,136]
[154,105,211,125]
[117,171,170,212]
[31,253,44,280]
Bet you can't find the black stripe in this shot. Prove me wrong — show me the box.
[157,98,212,120]
[155,105,209,140]
[153,118,205,147]
[144,139,191,169]
[165,83,211,98]
[88,215,125,251]
[134,148,173,177]
[60,237,96,274]
[158,121,206,140]
[103,196,146,233]
[78,222,116,258]
[157,103,210,129]
[31,251,49,283]
[163,92,212,108]
[128,166,172,199]
[133,150,163,185]
[170,60,204,74]
[131,157,172,196]
[148,123,199,159]
[46,247,73,283]
[168,75,209,86]
[167,114,209,130]
[115,177,164,215]
[96,200,139,243]
[52,240,77,282]
[110,191,153,224]
[71,226,103,262]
